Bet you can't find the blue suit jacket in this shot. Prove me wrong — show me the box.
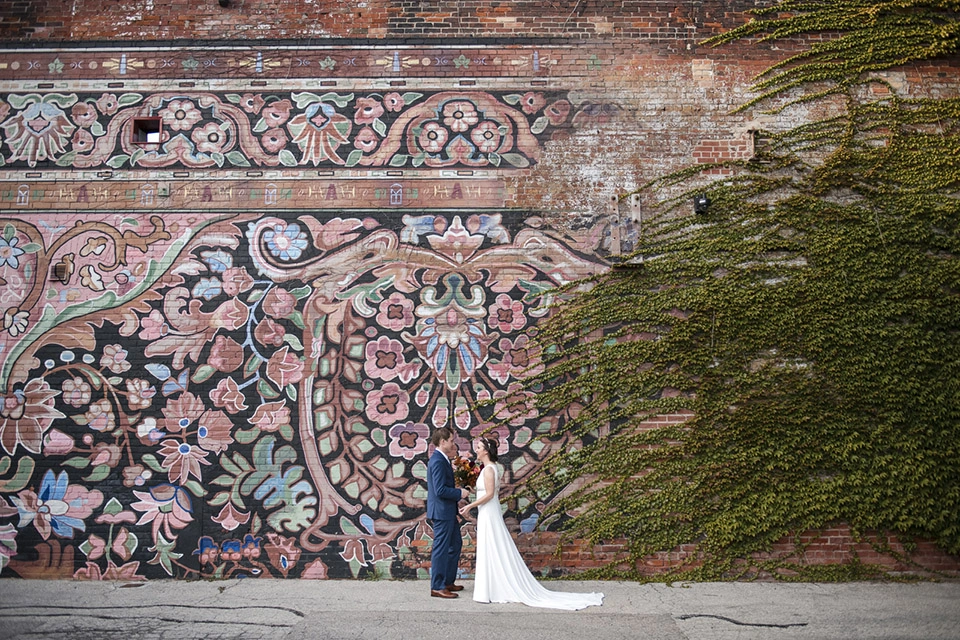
[426,449,461,521]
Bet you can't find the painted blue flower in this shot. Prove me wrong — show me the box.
[263,222,308,261]
[192,277,222,301]
[12,470,91,539]
[0,236,24,269]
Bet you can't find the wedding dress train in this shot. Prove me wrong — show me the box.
[472,465,604,610]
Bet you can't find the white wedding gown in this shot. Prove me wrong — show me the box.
[472,465,604,610]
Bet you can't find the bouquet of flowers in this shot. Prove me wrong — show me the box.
[453,456,482,489]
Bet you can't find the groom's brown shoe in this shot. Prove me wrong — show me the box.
[431,589,458,599]
[444,584,464,592]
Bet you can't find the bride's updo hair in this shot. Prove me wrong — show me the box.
[481,437,499,463]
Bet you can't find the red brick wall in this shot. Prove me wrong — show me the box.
[0,1,758,42]
[0,1,958,581]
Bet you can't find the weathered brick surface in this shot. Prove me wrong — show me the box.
[0,2,957,581]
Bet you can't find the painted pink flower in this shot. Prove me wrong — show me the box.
[162,392,205,433]
[83,399,115,433]
[418,121,448,154]
[132,483,193,542]
[210,297,249,331]
[75,560,146,581]
[239,93,265,115]
[492,382,537,426]
[488,334,543,384]
[364,336,421,383]
[61,376,92,407]
[191,122,228,154]
[339,538,367,566]
[212,503,250,532]
[376,292,415,331]
[95,93,119,115]
[265,532,301,577]
[262,287,296,319]
[197,409,233,454]
[11,470,103,540]
[353,125,379,153]
[71,129,94,152]
[221,267,254,296]
[387,421,429,460]
[121,464,152,488]
[255,317,286,347]
[544,99,572,125]
[261,127,289,154]
[262,99,293,128]
[354,97,384,125]
[210,377,248,414]
[90,442,122,468]
[160,99,202,132]
[101,344,131,374]
[208,335,244,373]
[442,101,479,133]
[424,215,484,262]
[125,378,156,411]
[43,429,75,456]
[383,92,405,113]
[158,439,210,485]
[138,309,169,341]
[71,102,98,127]
[248,401,290,433]
[365,382,409,426]
[266,346,304,388]
[488,293,528,332]
[470,120,502,154]
[520,92,546,115]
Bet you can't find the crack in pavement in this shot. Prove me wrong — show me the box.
[0,611,296,629]
[677,614,808,629]
[0,604,305,618]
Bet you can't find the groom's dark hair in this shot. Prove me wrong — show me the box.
[431,427,454,446]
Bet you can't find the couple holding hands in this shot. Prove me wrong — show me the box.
[426,426,604,610]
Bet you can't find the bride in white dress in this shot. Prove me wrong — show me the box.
[459,437,604,610]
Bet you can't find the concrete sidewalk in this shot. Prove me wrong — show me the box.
[0,578,958,640]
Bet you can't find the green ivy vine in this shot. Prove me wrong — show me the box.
[505,0,960,581]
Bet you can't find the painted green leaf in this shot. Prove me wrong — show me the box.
[117,93,144,106]
[292,92,323,109]
[83,464,111,482]
[106,154,130,169]
[226,150,251,167]
[320,92,354,108]
[501,153,530,168]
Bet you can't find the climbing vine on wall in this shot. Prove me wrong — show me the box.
[509,0,960,580]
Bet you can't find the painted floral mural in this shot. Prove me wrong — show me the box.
[0,210,608,579]
[0,90,580,170]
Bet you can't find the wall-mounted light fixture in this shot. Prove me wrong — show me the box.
[218,0,230,7]
[693,194,710,215]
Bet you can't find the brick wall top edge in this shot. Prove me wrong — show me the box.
[0,35,802,50]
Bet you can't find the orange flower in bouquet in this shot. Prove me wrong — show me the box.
[453,456,482,489]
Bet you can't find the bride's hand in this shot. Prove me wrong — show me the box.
[458,505,471,516]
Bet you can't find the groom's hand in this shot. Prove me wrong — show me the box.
[460,488,469,500]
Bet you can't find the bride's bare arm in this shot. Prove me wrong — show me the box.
[459,466,497,514]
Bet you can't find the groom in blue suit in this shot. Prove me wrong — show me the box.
[427,427,468,598]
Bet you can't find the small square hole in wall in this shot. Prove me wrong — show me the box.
[132,118,162,144]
